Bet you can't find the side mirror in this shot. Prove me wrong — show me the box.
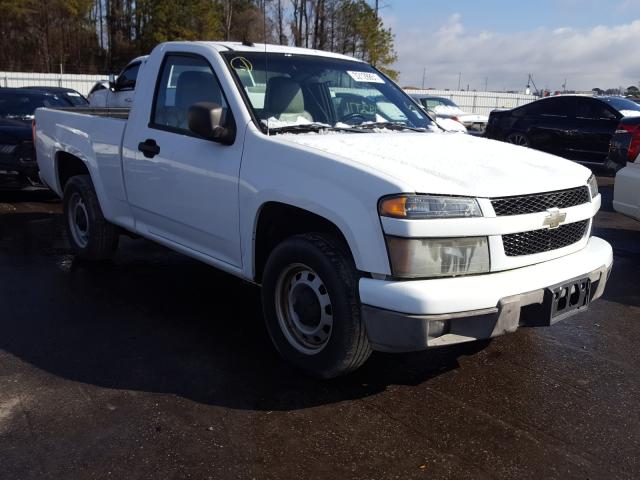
[108,74,116,90]
[188,102,236,145]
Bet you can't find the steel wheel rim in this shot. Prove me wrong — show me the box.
[508,133,529,147]
[68,192,89,248]
[274,263,334,355]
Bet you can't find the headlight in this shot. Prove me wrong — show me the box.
[587,174,598,199]
[379,195,482,219]
[386,236,490,278]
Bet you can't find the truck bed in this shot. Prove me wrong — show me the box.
[35,107,129,206]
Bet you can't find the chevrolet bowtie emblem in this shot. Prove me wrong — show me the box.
[543,208,567,229]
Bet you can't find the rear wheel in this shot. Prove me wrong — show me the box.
[261,233,371,378]
[63,175,119,260]
[506,132,530,147]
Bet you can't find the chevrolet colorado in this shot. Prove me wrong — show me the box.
[35,41,613,378]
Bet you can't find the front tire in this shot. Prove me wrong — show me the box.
[63,175,119,260]
[261,233,371,378]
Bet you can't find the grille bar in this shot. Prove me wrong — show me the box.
[491,186,590,216]
[502,220,589,257]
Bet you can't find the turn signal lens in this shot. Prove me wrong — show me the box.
[379,195,482,219]
[379,196,407,217]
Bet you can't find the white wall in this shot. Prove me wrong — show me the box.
[0,71,107,96]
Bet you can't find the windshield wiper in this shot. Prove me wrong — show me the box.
[349,122,427,132]
[267,123,367,135]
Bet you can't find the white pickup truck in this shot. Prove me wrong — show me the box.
[35,41,612,378]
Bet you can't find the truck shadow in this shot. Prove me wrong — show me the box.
[1,185,637,411]
[0,207,489,411]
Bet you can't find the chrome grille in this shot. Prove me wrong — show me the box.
[491,187,590,216]
[502,220,589,257]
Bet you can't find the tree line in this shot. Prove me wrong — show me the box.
[0,0,398,79]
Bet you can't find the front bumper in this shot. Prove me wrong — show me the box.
[360,236,613,352]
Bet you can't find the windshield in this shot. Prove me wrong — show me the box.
[0,92,68,119]
[222,52,434,133]
[600,97,640,114]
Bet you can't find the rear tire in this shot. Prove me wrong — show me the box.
[261,233,371,379]
[63,175,119,260]
[506,132,530,148]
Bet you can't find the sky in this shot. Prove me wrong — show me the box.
[381,0,640,92]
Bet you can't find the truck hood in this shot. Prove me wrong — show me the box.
[281,131,591,197]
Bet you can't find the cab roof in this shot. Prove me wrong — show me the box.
[197,41,364,63]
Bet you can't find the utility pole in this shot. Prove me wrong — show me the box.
[457,72,462,91]
[421,67,426,89]
[485,77,488,92]
[375,0,379,18]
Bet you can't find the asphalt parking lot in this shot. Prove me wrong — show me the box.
[1,179,639,480]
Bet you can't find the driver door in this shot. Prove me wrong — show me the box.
[122,53,243,267]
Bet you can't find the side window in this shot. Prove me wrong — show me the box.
[152,54,227,133]
[576,99,618,120]
[115,63,140,91]
[538,98,575,118]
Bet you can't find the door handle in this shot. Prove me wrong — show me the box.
[138,138,160,158]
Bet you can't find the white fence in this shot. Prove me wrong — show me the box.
[0,71,107,96]
[405,89,537,116]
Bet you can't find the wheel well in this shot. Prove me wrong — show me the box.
[57,151,89,191]
[254,202,352,283]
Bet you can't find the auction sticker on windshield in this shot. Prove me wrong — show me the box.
[347,71,385,84]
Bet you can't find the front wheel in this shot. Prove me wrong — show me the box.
[63,175,119,260]
[261,233,371,378]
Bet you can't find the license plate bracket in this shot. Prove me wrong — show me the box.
[544,276,591,324]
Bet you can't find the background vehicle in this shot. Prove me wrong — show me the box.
[87,80,109,97]
[0,88,67,189]
[88,56,147,108]
[486,95,640,167]
[614,160,640,220]
[611,116,640,219]
[25,86,88,107]
[411,94,488,135]
[606,115,640,172]
[35,41,611,378]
